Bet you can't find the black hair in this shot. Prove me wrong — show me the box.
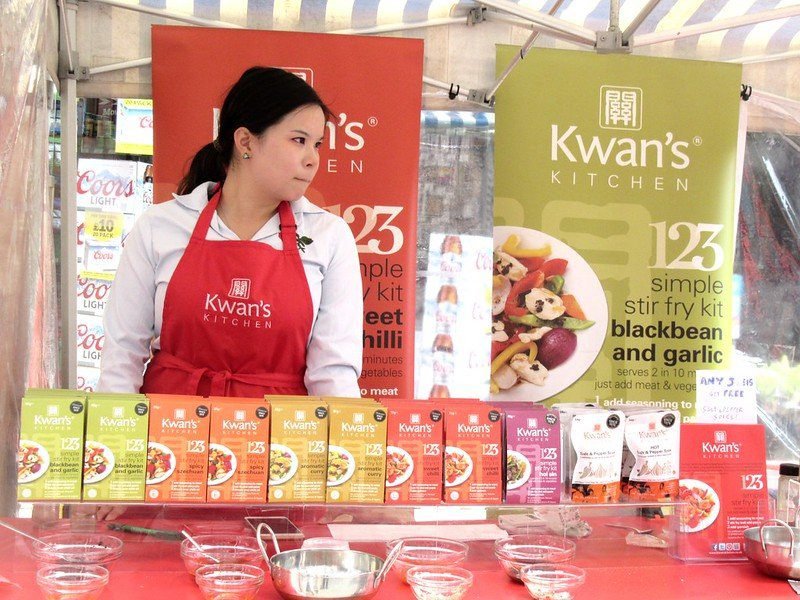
[177,66,332,195]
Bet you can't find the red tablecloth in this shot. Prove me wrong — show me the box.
[0,513,793,600]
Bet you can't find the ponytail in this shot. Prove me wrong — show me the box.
[176,142,228,195]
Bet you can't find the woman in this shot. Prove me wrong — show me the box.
[99,66,363,398]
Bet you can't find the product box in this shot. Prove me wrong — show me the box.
[674,424,768,562]
[621,410,680,502]
[83,394,149,501]
[569,409,625,503]
[207,398,270,503]
[145,394,210,503]
[499,403,561,505]
[268,398,328,503]
[326,402,388,503]
[18,392,87,501]
[384,401,444,505]
[443,401,503,504]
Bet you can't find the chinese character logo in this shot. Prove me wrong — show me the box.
[411,414,420,424]
[600,85,642,131]
[527,418,538,428]
[469,414,479,425]
[228,278,251,300]
[175,409,186,419]
[113,407,125,418]
[295,410,306,421]
[282,67,314,86]
[47,405,59,417]
[234,410,246,421]
[714,431,727,443]
[354,413,364,424]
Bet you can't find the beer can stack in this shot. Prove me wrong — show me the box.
[429,235,463,398]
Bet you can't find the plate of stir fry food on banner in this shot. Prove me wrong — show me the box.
[207,443,237,485]
[146,442,175,484]
[385,446,414,487]
[679,479,720,533]
[84,441,115,484]
[327,446,357,486]
[269,443,298,486]
[444,446,473,487]
[492,226,608,402]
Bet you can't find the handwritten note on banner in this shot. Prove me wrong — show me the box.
[695,370,757,424]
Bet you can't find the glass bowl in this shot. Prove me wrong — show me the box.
[36,564,109,600]
[493,534,576,581]
[519,563,586,600]
[32,534,123,568]
[195,564,265,600]
[180,535,262,576]
[386,537,469,583]
[406,565,474,600]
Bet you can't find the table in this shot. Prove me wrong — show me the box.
[0,510,793,599]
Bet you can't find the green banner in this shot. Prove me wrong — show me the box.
[492,48,742,418]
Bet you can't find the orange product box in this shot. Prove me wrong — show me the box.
[384,401,444,505]
[145,394,210,503]
[206,398,270,503]
[443,401,503,504]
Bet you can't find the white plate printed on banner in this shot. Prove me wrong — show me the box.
[444,446,473,487]
[146,441,176,485]
[327,445,357,487]
[385,446,415,488]
[492,226,609,402]
[505,450,532,490]
[269,443,299,486]
[17,440,50,484]
[207,443,237,486]
[678,478,721,533]
[83,441,115,484]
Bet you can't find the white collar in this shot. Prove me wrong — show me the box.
[171,181,324,216]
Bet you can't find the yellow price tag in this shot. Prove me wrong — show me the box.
[84,212,123,243]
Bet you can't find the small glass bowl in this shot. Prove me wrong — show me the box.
[180,535,262,576]
[195,564,265,600]
[32,534,124,568]
[519,563,586,600]
[386,537,469,583]
[36,564,109,600]
[493,534,576,581]
[406,565,474,600]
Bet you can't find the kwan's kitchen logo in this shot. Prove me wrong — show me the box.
[204,278,272,328]
[599,85,642,131]
[228,278,251,300]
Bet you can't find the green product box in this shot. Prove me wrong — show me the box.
[83,394,150,501]
[18,394,87,501]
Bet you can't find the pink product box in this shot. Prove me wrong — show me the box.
[503,404,561,504]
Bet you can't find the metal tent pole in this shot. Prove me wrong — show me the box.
[477,0,596,45]
[635,4,800,47]
[621,0,662,45]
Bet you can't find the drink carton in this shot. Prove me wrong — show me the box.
[384,401,444,505]
[326,402,387,504]
[207,399,270,503]
[268,398,328,503]
[145,394,210,503]
[83,394,149,501]
[18,393,87,501]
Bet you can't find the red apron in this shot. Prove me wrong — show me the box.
[141,189,313,397]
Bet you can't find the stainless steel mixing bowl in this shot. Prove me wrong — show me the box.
[257,523,403,600]
[743,518,800,579]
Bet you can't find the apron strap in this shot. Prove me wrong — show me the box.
[277,201,299,255]
[149,350,305,396]
[191,187,222,242]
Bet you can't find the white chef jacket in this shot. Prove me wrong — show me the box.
[98,181,363,396]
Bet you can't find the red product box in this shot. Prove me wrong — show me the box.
[384,401,444,505]
[443,400,503,504]
[675,424,769,561]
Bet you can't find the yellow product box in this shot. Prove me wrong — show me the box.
[268,398,328,503]
[207,398,270,503]
[326,402,387,504]
[83,394,149,502]
[18,392,87,501]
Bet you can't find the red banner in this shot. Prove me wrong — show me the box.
[151,27,422,399]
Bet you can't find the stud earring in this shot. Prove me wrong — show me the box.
[242,152,251,160]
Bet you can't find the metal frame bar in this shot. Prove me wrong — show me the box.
[56,0,75,74]
[88,57,152,76]
[330,17,464,35]
[482,10,590,46]
[477,0,596,45]
[729,48,800,65]
[621,0,662,45]
[635,4,800,47]
[89,0,243,28]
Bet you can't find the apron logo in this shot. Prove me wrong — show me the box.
[228,278,251,300]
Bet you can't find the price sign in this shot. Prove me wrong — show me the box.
[84,211,124,244]
[695,369,757,424]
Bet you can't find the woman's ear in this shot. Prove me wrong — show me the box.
[233,126,256,160]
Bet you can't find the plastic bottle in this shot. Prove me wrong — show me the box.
[776,462,799,525]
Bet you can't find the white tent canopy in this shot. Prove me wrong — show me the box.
[69,0,800,115]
